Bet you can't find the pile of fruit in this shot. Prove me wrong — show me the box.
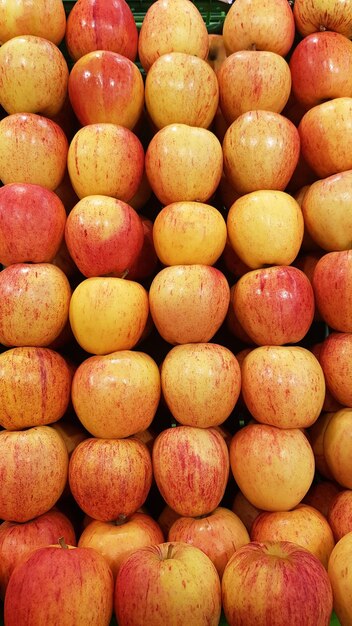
[0,0,352,624]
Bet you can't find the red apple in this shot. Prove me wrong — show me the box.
[311,342,343,412]
[319,332,352,407]
[230,423,315,511]
[0,0,66,45]
[222,541,333,626]
[323,408,352,489]
[145,123,223,205]
[293,0,352,38]
[68,50,144,129]
[328,490,352,541]
[0,508,76,599]
[0,183,66,265]
[328,532,352,625]
[65,0,138,62]
[65,195,144,278]
[0,112,68,190]
[223,111,300,194]
[138,0,209,72]
[152,426,230,517]
[231,265,315,346]
[115,541,221,626]
[303,480,341,518]
[312,250,352,332]
[69,437,153,521]
[4,541,114,626]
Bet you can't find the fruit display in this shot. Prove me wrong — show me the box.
[0,0,352,624]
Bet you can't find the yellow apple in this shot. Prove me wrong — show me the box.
[324,408,352,488]
[0,0,66,45]
[328,532,352,625]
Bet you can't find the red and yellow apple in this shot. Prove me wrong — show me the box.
[0,0,66,45]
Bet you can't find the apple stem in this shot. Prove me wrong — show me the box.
[115,514,127,526]
[250,43,257,50]
[58,537,68,549]
[120,269,129,279]
[319,24,327,31]
[166,543,174,560]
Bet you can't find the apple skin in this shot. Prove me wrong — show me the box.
[310,343,342,412]
[0,35,68,117]
[0,112,68,190]
[78,513,164,579]
[168,507,250,578]
[0,426,68,522]
[67,123,144,202]
[324,408,352,489]
[231,265,315,346]
[0,183,66,265]
[0,508,76,599]
[71,350,161,439]
[229,424,315,511]
[65,195,144,278]
[301,170,352,251]
[145,52,218,130]
[160,343,241,428]
[312,250,352,332]
[227,190,304,269]
[328,490,352,542]
[149,265,230,345]
[206,34,227,74]
[69,437,153,522]
[153,201,227,266]
[308,412,335,480]
[303,481,341,518]
[69,276,149,355]
[65,0,138,62]
[298,97,352,178]
[223,111,300,195]
[115,541,221,626]
[222,541,333,626]
[328,532,352,624]
[222,0,295,56]
[251,504,335,568]
[218,51,291,123]
[4,542,114,626]
[138,0,209,72]
[0,346,72,430]
[0,0,66,45]
[145,123,223,205]
[293,0,352,38]
[241,346,325,429]
[232,492,262,533]
[68,50,144,129]
[289,32,352,109]
[152,426,230,517]
[158,506,181,537]
[0,263,71,348]
[126,217,158,282]
[319,332,352,407]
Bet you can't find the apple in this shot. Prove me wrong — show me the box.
[303,481,341,518]
[64,195,144,278]
[153,201,227,266]
[0,346,72,430]
[0,183,66,265]
[308,412,335,480]
[0,425,68,522]
[78,512,164,579]
[229,423,315,511]
[217,173,241,212]
[145,123,223,205]
[222,541,333,626]
[51,420,89,458]
[69,276,149,355]
[298,97,352,178]
[207,34,227,74]
[0,0,66,45]
[223,111,300,195]
[160,343,241,428]
[231,492,262,533]
[69,437,153,521]
[145,52,218,130]
[319,332,352,407]
[293,0,352,38]
[115,541,221,626]
[149,265,230,345]
[329,532,352,625]
[328,490,352,542]
[152,426,230,517]
[4,540,114,626]
[218,51,291,124]
[0,35,68,117]
[54,168,80,213]
[67,124,144,202]
[168,507,250,578]
[301,170,352,251]
[231,265,315,346]
[222,0,295,56]
[323,408,352,489]
[65,0,138,62]
[126,217,158,282]
[311,342,343,412]
[128,173,152,213]
[251,504,335,568]
[222,244,251,279]
[68,50,144,129]
[0,263,71,348]
[289,32,352,109]
[0,112,68,190]
[71,350,161,439]
[158,506,181,537]
[227,190,304,269]
[0,508,76,599]
[312,250,352,332]
[241,346,325,429]
[138,0,209,72]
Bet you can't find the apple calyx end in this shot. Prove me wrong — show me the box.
[319,24,327,31]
